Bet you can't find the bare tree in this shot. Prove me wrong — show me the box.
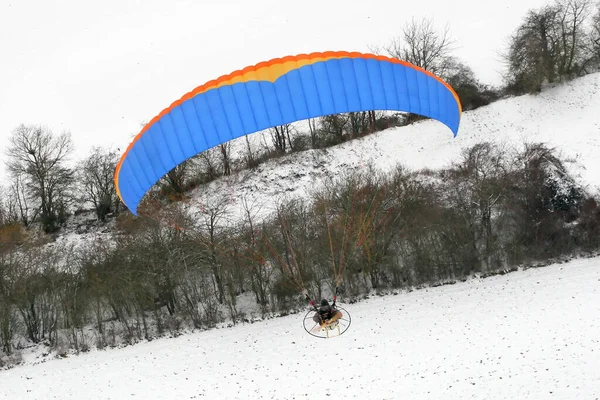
[78,147,119,221]
[5,124,74,233]
[555,0,594,76]
[8,173,35,227]
[268,123,295,154]
[381,17,455,77]
[197,147,220,181]
[196,193,231,304]
[219,143,232,176]
[319,114,348,144]
[505,5,563,93]
[243,135,259,169]
[591,2,600,63]
[444,142,510,270]
[161,161,193,198]
[0,189,18,226]
[239,196,271,306]
[348,112,370,138]
[0,253,17,355]
[307,118,319,148]
[504,0,593,93]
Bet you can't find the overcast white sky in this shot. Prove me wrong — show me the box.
[0,0,549,184]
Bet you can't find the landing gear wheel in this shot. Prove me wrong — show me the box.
[303,306,352,339]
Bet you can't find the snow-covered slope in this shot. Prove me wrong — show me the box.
[1,256,598,399]
[182,72,600,225]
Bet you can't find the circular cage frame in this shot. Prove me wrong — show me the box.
[303,305,352,339]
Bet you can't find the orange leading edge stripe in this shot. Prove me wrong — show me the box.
[114,50,462,204]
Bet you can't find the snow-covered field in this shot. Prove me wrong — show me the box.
[1,257,598,399]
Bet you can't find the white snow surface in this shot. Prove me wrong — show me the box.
[1,257,599,399]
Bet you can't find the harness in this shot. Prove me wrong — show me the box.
[319,306,335,320]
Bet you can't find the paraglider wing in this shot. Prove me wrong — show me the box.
[115,51,462,215]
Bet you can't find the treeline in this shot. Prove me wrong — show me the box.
[2,0,599,234]
[1,141,600,363]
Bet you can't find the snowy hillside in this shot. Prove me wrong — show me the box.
[179,72,600,226]
[30,72,600,257]
[25,72,600,284]
[1,256,598,399]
